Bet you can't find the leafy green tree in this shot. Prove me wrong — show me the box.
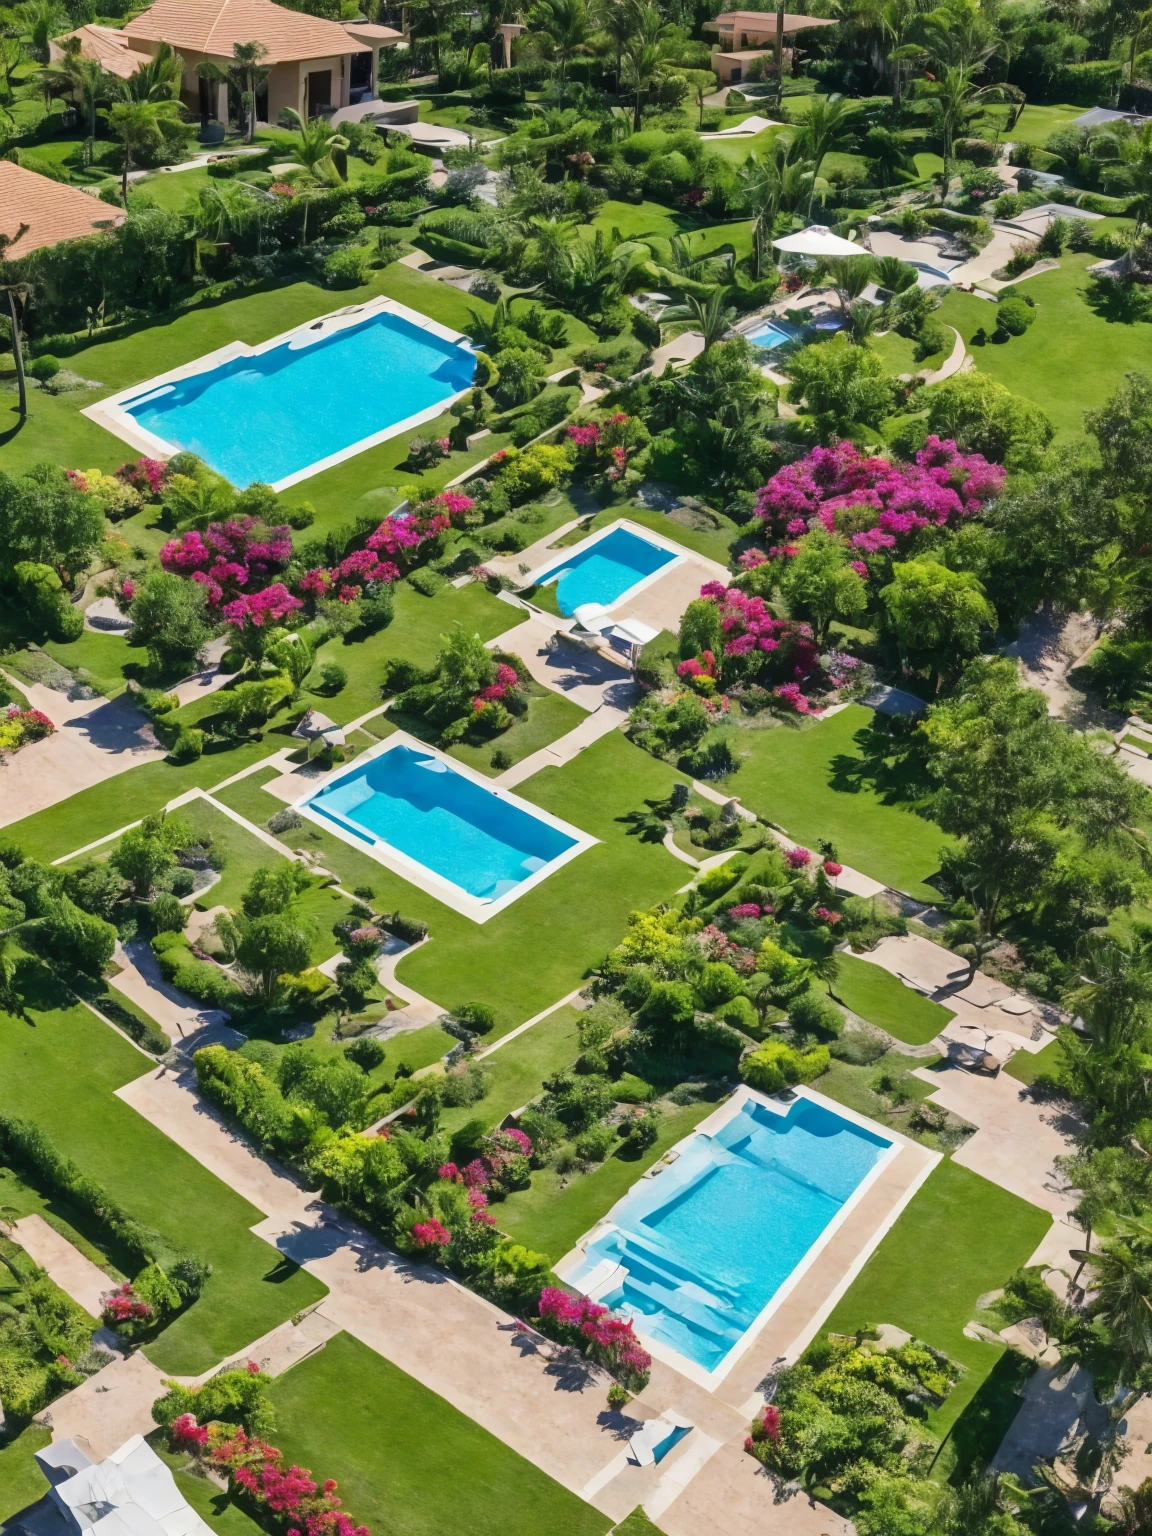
[108,97,183,201]
[0,464,103,579]
[528,0,591,102]
[42,895,116,976]
[778,530,868,645]
[63,860,127,922]
[233,914,312,1005]
[788,337,896,438]
[736,137,814,279]
[241,863,310,920]
[111,828,174,900]
[266,631,313,699]
[1084,1219,1152,1384]
[11,561,81,642]
[921,371,1054,471]
[880,559,995,691]
[129,570,215,677]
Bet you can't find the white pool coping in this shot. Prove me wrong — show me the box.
[293,729,598,924]
[523,518,689,618]
[81,294,477,492]
[554,1083,938,1391]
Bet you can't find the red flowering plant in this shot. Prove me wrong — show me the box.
[116,457,169,498]
[101,1281,152,1329]
[206,1428,370,1536]
[744,1404,781,1465]
[160,517,293,608]
[363,500,452,571]
[471,662,521,714]
[537,1286,652,1391]
[693,583,822,705]
[0,704,55,753]
[566,411,648,492]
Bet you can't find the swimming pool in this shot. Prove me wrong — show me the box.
[297,736,595,922]
[745,320,797,350]
[558,1089,896,1380]
[529,524,682,616]
[86,298,478,492]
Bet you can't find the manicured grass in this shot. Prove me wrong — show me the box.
[611,1512,665,1536]
[1004,1035,1064,1086]
[873,328,947,377]
[716,704,952,900]
[0,984,325,1373]
[0,1425,52,1523]
[833,952,954,1046]
[214,730,692,1035]
[497,1095,723,1264]
[268,1332,612,1536]
[42,628,139,698]
[449,685,586,777]
[0,1165,123,1280]
[937,253,1152,441]
[305,581,527,726]
[977,102,1085,146]
[824,1159,1052,1437]
[815,1050,940,1134]
[442,1004,584,1136]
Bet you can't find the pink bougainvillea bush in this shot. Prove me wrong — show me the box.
[752,437,1005,556]
[221,583,303,631]
[537,1286,652,1391]
[160,517,292,608]
[177,1424,370,1536]
[101,1281,152,1326]
[697,582,821,691]
[364,499,453,567]
[0,704,54,755]
[116,457,169,498]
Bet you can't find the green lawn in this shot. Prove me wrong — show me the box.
[448,685,586,776]
[1004,1035,1064,1086]
[824,1159,1052,1438]
[497,1094,723,1264]
[266,1332,611,1536]
[0,1426,53,1523]
[977,102,1086,146]
[0,1165,123,1280]
[442,1004,584,1136]
[937,253,1152,441]
[306,580,527,726]
[716,704,952,900]
[42,628,139,698]
[833,952,955,1046]
[0,983,325,1374]
[214,730,693,1035]
[873,328,947,377]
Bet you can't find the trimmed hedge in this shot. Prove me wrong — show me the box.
[0,1112,211,1298]
[415,230,488,266]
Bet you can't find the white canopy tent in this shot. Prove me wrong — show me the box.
[772,224,867,257]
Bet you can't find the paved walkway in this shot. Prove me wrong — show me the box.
[108,938,239,1049]
[920,326,967,385]
[0,683,163,828]
[11,1215,111,1319]
[496,615,638,714]
[37,1351,169,1461]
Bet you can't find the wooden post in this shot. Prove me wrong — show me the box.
[774,6,784,104]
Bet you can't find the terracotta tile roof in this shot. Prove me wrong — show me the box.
[705,9,838,31]
[123,0,357,64]
[0,160,124,256]
[50,24,154,80]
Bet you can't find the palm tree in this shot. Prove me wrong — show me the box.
[406,0,465,76]
[0,224,31,419]
[118,41,184,103]
[1128,8,1152,83]
[17,0,64,64]
[737,137,814,278]
[873,254,918,294]
[195,40,270,141]
[925,64,1024,166]
[108,97,182,202]
[596,0,642,96]
[820,254,875,313]
[662,290,737,350]
[528,0,591,104]
[1084,1220,1152,1387]
[795,92,853,219]
[39,46,112,151]
[281,107,350,184]
[1066,933,1152,1053]
[934,1474,1013,1536]
[620,4,669,132]
[845,297,881,345]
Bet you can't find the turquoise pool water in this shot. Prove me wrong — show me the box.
[302,743,578,902]
[537,527,678,616]
[569,1096,891,1373]
[123,310,476,487]
[745,320,797,350]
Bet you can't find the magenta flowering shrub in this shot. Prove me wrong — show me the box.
[411,1218,451,1252]
[439,1128,532,1198]
[823,860,843,877]
[753,438,1005,556]
[784,847,812,869]
[116,457,169,497]
[171,1413,209,1448]
[690,924,759,973]
[745,1404,782,1464]
[813,906,841,925]
[537,1286,652,1390]
[206,1427,370,1536]
[160,518,293,607]
[221,583,303,631]
[363,500,452,569]
[471,662,520,712]
[696,583,820,691]
[101,1281,152,1326]
[728,903,762,920]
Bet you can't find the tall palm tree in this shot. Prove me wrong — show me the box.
[108,97,182,201]
[195,40,270,141]
[406,0,465,76]
[1066,932,1152,1053]
[17,0,64,64]
[281,106,350,184]
[596,0,641,96]
[119,40,184,103]
[528,0,591,104]
[0,224,31,420]
[1128,8,1152,83]
[795,92,853,219]
[39,45,113,150]
[738,136,814,278]
[924,63,1024,165]
[1084,1220,1152,1387]
[621,4,669,132]
[662,289,737,349]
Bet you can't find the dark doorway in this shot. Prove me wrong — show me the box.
[350,50,372,91]
[306,69,333,113]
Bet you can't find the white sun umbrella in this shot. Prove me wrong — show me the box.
[772,224,868,257]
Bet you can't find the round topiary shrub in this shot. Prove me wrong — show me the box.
[28,354,60,381]
[996,296,1036,337]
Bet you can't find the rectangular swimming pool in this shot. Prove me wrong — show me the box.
[529,523,682,617]
[296,736,595,922]
[86,299,478,492]
[558,1089,896,1380]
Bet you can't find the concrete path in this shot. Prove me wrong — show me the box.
[912,1059,1079,1221]
[496,704,629,789]
[658,1440,856,1536]
[496,616,638,714]
[11,1215,111,1319]
[0,688,163,829]
[36,1351,169,1462]
[648,331,705,374]
[920,326,967,385]
[108,938,239,1049]
[991,1361,1105,1482]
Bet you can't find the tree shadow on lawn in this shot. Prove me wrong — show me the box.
[826,719,938,814]
[1081,275,1152,326]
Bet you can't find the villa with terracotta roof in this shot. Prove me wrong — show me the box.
[702,8,837,81]
[59,0,402,124]
[0,158,124,256]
